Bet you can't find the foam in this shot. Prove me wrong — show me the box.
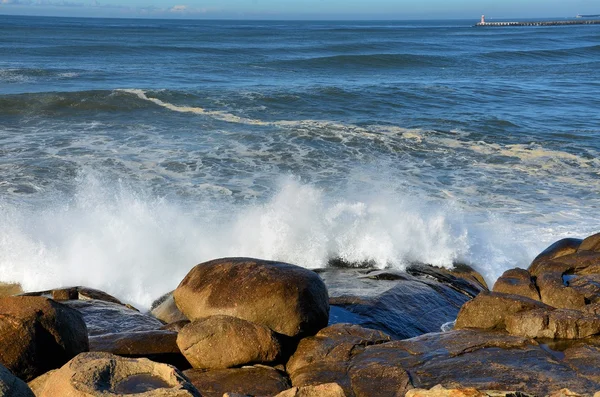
[0,171,551,309]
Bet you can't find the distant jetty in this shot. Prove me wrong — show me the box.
[475,15,600,27]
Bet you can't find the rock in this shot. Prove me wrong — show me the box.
[63,299,163,336]
[151,291,188,324]
[27,370,56,396]
[89,330,190,370]
[161,320,191,332]
[506,308,600,339]
[183,366,290,397]
[287,323,391,376]
[536,269,587,310]
[173,258,329,338]
[0,283,22,298]
[21,286,124,305]
[406,384,487,397]
[406,263,489,297]
[454,291,551,331]
[177,315,282,369]
[563,344,600,383]
[529,238,583,274]
[275,383,346,397]
[0,363,35,397]
[0,296,89,381]
[34,352,200,396]
[578,233,600,252]
[329,268,478,339]
[492,268,540,301]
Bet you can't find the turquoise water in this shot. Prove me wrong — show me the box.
[1,16,599,306]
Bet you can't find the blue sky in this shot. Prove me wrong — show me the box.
[0,0,598,19]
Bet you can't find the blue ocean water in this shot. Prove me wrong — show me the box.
[1,16,599,306]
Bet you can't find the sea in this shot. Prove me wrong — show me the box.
[1,15,599,308]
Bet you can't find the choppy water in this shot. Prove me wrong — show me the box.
[1,16,599,307]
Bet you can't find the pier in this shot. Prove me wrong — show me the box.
[475,15,600,27]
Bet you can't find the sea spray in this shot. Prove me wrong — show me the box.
[0,170,542,309]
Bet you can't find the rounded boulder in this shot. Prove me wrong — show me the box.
[0,296,89,381]
[34,352,200,397]
[173,258,329,338]
[177,315,282,369]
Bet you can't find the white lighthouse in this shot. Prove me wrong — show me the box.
[480,15,486,24]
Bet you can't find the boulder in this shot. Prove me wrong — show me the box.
[89,330,190,370]
[0,296,89,381]
[529,238,582,274]
[34,352,200,396]
[183,366,290,397]
[454,291,551,330]
[492,268,540,301]
[173,258,329,338]
[151,291,187,324]
[0,283,22,298]
[63,299,163,336]
[328,267,479,339]
[177,315,282,369]
[578,232,600,252]
[0,363,35,397]
[536,269,587,310]
[406,384,488,397]
[506,308,600,339]
[21,286,124,305]
[275,383,346,397]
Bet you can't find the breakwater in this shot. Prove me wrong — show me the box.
[476,19,600,27]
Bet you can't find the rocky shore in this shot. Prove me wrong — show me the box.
[2,234,600,396]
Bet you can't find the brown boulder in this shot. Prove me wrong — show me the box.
[506,308,600,339]
[492,268,540,301]
[35,352,200,396]
[0,283,22,298]
[0,296,89,381]
[184,366,290,397]
[406,384,487,397]
[0,363,35,397]
[177,315,282,369]
[529,238,582,274]
[173,258,329,338]
[536,271,586,310]
[275,383,346,397]
[578,232,600,252]
[454,291,551,330]
[151,291,188,324]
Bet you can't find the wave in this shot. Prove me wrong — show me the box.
[270,53,455,69]
[0,171,541,309]
[481,44,600,62]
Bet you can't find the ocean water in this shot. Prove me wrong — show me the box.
[1,16,599,307]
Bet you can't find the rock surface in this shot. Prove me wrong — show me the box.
[177,315,282,369]
[0,296,89,381]
[63,299,164,336]
[89,330,190,370]
[174,258,329,338]
[183,366,290,397]
[454,291,550,330]
[326,264,486,339]
[0,363,35,397]
[492,268,540,301]
[34,352,200,396]
[506,308,600,339]
[151,291,188,324]
[275,382,346,397]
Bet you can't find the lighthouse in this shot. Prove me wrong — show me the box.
[480,15,486,24]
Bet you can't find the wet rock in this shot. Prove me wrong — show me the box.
[406,263,489,297]
[330,270,476,339]
[406,384,487,397]
[275,383,346,397]
[0,296,89,381]
[183,366,290,397]
[492,268,540,301]
[454,291,551,331]
[177,315,282,369]
[529,238,583,274]
[34,352,200,396]
[161,320,191,332]
[536,268,587,310]
[63,299,163,336]
[506,308,600,339]
[89,330,190,370]
[577,232,600,252]
[174,258,329,338]
[0,363,35,397]
[21,286,124,305]
[151,291,188,324]
[0,283,22,298]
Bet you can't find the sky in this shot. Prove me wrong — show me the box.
[0,0,598,20]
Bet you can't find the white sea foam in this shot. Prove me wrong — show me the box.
[0,170,555,309]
